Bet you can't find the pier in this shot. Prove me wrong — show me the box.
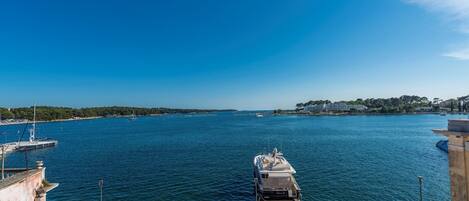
[15,140,58,151]
[1,105,57,155]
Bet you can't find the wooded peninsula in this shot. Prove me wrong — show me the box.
[0,106,236,121]
[276,95,469,115]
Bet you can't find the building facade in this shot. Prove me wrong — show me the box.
[303,103,367,112]
[0,161,57,201]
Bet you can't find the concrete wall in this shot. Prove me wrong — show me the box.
[447,135,468,201]
[434,120,469,201]
[0,169,45,201]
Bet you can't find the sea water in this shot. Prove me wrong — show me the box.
[1,112,458,201]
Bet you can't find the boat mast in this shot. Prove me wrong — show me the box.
[29,105,36,142]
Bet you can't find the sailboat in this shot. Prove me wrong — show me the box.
[129,110,137,121]
[15,105,58,151]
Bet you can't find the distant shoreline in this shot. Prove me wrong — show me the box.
[0,106,237,124]
[273,111,469,116]
[0,116,103,126]
[0,110,239,126]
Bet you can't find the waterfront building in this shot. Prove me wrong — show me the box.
[303,104,326,112]
[348,104,368,111]
[326,102,349,112]
[458,96,469,112]
[433,119,469,201]
[0,161,57,201]
[303,103,367,113]
[415,107,432,112]
[440,107,452,112]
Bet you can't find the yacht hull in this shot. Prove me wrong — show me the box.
[253,149,301,201]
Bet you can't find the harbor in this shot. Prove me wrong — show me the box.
[0,113,457,200]
[0,107,59,201]
[0,105,465,201]
[1,105,57,155]
[2,0,469,199]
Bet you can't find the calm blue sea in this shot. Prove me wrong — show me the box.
[0,112,459,201]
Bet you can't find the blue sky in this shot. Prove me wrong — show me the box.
[0,0,468,110]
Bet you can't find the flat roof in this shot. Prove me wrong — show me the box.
[432,129,469,137]
[0,169,41,191]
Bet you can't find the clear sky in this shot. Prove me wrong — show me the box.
[1,0,468,110]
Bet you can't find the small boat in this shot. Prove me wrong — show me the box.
[129,110,137,121]
[256,113,264,118]
[253,148,301,201]
[436,140,448,153]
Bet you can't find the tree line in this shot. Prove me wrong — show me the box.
[0,106,235,121]
[296,95,469,113]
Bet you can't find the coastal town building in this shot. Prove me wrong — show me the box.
[0,161,57,201]
[327,102,349,111]
[303,104,326,112]
[459,95,469,112]
[303,103,367,113]
[415,107,432,112]
[349,104,367,111]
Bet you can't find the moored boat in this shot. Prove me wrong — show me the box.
[253,148,301,201]
[129,110,137,121]
[436,139,448,153]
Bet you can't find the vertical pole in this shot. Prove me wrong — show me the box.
[418,176,423,201]
[30,105,36,142]
[24,151,28,170]
[99,178,104,201]
[1,145,4,180]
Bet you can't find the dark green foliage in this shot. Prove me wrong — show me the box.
[300,95,433,113]
[1,106,234,121]
[304,100,331,106]
[0,108,14,120]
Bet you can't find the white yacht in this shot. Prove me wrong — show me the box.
[253,148,301,201]
[256,113,264,118]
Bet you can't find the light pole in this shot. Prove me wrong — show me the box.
[418,176,424,201]
[0,132,8,180]
[99,178,104,201]
[1,144,5,180]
